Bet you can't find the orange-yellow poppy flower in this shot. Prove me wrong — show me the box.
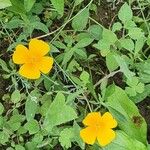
[12,39,54,79]
[80,112,117,147]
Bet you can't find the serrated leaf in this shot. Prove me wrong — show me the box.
[0,0,12,9]
[118,3,133,23]
[72,8,89,31]
[43,92,77,131]
[50,0,64,16]
[59,128,74,149]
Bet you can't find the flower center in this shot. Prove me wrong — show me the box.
[28,56,42,64]
[95,122,106,131]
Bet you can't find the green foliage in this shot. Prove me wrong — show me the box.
[0,0,149,149]
[43,92,77,131]
[0,0,12,9]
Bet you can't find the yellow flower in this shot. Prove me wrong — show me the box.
[12,39,54,79]
[80,112,117,147]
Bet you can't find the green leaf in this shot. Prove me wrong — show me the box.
[106,52,118,72]
[72,8,89,31]
[112,22,122,32]
[136,59,150,83]
[24,119,39,135]
[15,145,25,150]
[104,131,147,150]
[75,38,93,48]
[25,96,38,121]
[11,90,21,103]
[59,128,74,149]
[43,92,77,131]
[120,38,134,51]
[74,0,84,6]
[88,25,103,40]
[93,40,110,57]
[7,115,25,131]
[106,85,147,144]
[80,71,90,85]
[50,0,64,16]
[62,48,74,65]
[118,3,133,23]
[131,84,150,103]
[0,103,4,115]
[0,0,12,9]
[128,28,144,40]
[102,29,117,44]
[24,0,35,12]
[0,131,10,144]
[115,55,134,80]
[31,21,49,33]
[0,58,10,73]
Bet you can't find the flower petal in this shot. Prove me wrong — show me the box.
[101,112,117,128]
[13,44,29,64]
[39,56,53,74]
[19,63,40,79]
[29,39,50,56]
[80,126,97,145]
[97,128,116,147]
[83,112,101,126]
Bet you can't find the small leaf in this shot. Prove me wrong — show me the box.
[103,29,117,44]
[115,55,134,80]
[88,25,103,40]
[11,90,21,103]
[120,38,134,51]
[0,58,10,73]
[112,22,122,32]
[25,96,38,121]
[24,119,40,134]
[118,2,133,23]
[75,38,93,48]
[80,71,90,85]
[128,28,144,40]
[50,0,64,16]
[106,52,118,72]
[31,21,49,33]
[59,128,74,149]
[24,0,36,12]
[72,8,89,31]
[0,0,12,9]
[0,103,4,115]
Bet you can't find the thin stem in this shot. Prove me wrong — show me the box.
[136,0,150,33]
[36,0,94,39]
[42,74,59,85]
[94,70,121,88]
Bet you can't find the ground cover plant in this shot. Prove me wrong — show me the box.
[0,0,150,149]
